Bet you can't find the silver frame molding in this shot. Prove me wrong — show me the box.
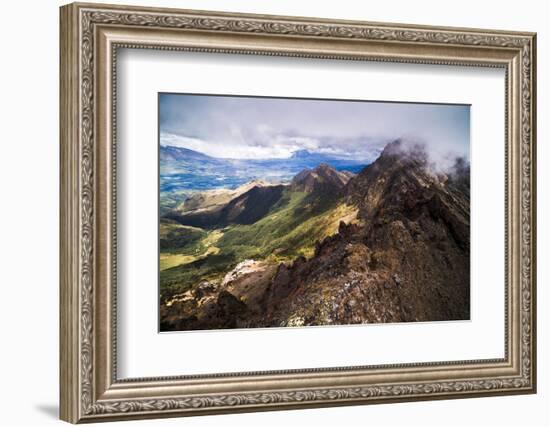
[60,2,537,423]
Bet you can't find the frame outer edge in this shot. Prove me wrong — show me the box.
[60,3,81,424]
[60,2,537,422]
[68,1,537,37]
[529,33,537,393]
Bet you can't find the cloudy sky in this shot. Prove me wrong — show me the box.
[159,93,470,163]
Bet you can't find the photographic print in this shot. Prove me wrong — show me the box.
[159,94,470,332]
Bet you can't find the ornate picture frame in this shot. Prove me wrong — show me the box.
[60,2,536,423]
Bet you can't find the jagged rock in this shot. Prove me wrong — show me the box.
[222,260,263,286]
[193,281,217,300]
[260,140,470,326]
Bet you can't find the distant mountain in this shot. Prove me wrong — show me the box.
[285,149,368,174]
[164,181,286,228]
[174,180,268,214]
[290,149,334,161]
[159,145,368,195]
[164,164,353,229]
[160,145,214,162]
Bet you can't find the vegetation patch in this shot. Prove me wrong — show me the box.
[159,188,358,300]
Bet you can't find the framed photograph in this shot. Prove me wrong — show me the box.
[60,2,537,423]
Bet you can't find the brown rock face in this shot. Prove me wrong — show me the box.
[160,261,279,331]
[261,140,470,325]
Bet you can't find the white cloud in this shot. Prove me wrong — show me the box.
[161,132,301,159]
[159,94,470,161]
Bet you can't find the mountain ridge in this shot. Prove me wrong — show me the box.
[160,140,471,330]
[261,140,470,325]
[165,163,354,229]
[290,163,352,194]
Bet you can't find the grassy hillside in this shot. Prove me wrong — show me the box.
[218,191,356,261]
[160,220,225,271]
[160,219,206,251]
[160,189,358,301]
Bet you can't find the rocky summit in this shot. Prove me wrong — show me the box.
[290,163,351,194]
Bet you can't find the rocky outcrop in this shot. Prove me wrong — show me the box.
[160,260,278,331]
[261,140,470,325]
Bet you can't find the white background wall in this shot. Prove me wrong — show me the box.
[0,0,545,425]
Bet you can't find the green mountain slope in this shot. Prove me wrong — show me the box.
[166,184,286,228]
[160,188,358,302]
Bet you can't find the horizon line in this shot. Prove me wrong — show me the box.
[159,142,373,162]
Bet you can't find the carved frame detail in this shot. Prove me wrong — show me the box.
[60,2,536,423]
